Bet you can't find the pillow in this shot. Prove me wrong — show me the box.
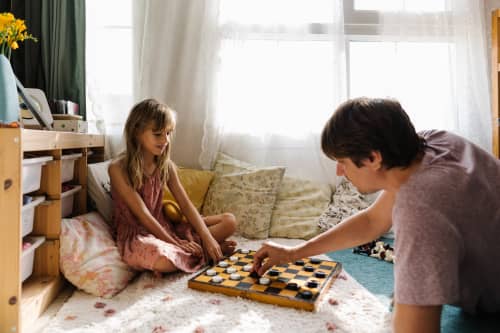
[87,160,113,224]
[60,212,136,298]
[212,152,257,174]
[269,177,332,240]
[318,178,378,232]
[202,153,285,239]
[163,167,215,212]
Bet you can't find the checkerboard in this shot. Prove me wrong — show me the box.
[188,249,342,311]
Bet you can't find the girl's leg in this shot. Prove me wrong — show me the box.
[204,213,238,254]
[152,256,178,273]
[204,212,237,242]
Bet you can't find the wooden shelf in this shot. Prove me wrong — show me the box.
[22,275,64,332]
[0,128,105,333]
[22,129,105,151]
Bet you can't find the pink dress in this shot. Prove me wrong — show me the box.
[112,169,206,273]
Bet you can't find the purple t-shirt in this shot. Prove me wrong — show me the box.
[393,130,500,313]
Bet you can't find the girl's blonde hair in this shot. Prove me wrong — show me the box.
[121,98,176,190]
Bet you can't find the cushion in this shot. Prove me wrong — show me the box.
[60,211,135,298]
[87,160,113,224]
[269,177,332,240]
[163,167,215,212]
[318,179,379,232]
[202,153,285,239]
[212,152,257,175]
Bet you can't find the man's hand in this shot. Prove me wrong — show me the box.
[252,241,296,276]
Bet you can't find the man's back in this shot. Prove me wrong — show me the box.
[393,130,500,314]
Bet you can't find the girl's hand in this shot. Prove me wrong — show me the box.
[177,239,203,257]
[202,235,223,263]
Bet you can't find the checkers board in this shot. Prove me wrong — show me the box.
[188,249,342,311]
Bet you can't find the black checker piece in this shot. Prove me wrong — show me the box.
[265,287,282,295]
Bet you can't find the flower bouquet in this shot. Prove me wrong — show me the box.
[0,12,37,126]
[0,12,37,59]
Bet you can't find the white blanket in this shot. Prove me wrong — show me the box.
[42,237,391,333]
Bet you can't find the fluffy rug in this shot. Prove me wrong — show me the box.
[42,237,391,333]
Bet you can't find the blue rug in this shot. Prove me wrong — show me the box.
[326,238,500,333]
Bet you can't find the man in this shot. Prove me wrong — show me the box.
[252,97,500,333]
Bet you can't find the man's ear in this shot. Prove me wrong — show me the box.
[366,151,383,170]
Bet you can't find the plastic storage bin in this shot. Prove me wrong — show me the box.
[21,236,45,282]
[61,185,82,218]
[61,153,83,183]
[22,156,53,194]
[21,195,45,238]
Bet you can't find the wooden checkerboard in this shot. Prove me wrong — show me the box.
[188,249,342,311]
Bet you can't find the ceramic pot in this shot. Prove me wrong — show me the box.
[0,54,19,124]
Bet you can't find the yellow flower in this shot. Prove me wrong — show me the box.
[0,12,37,59]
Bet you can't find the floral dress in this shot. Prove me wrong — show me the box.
[112,169,206,273]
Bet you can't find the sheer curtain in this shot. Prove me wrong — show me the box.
[86,0,134,157]
[347,0,491,151]
[200,0,346,185]
[126,0,491,179]
[133,0,221,168]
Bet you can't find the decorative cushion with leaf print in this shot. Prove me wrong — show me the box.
[202,153,285,239]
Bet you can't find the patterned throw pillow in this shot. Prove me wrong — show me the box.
[212,152,257,175]
[60,212,135,298]
[269,177,332,240]
[202,153,285,239]
[318,179,379,231]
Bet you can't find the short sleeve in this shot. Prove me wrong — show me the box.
[393,198,462,306]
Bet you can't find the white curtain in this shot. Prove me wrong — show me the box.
[200,0,345,185]
[86,0,134,158]
[129,0,492,182]
[361,0,492,150]
[133,0,221,168]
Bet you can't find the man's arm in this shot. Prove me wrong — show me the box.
[253,190,395,275]
[393,303,442,333]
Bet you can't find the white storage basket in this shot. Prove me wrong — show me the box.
[22,156,53,194]
[21,236,45,282]
[21,196,45,238]
[61,153,83,183]
[61,185,82,218]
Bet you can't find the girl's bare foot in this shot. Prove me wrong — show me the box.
[220,240,237,256]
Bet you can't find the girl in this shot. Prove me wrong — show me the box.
[109,98,237,274]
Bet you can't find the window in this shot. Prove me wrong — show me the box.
[216,0,340,138]
[344,0,455,131]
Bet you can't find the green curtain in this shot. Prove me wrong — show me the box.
[8,0,86,119]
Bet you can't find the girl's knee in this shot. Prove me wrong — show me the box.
[222,212,237,233]
[152,256,177,273]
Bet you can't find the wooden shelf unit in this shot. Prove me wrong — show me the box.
[0,128,105,333]
[491,9,500,157]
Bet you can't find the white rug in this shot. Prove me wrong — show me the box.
[42,237,391,333]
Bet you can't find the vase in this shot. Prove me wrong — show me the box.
[0,54,19,124]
